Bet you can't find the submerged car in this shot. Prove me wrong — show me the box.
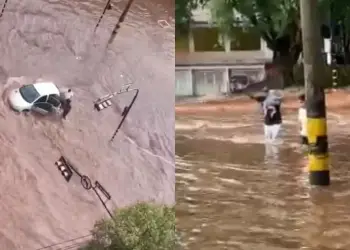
[8,81,62,115]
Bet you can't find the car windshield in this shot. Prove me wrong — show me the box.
[19,84,40,103]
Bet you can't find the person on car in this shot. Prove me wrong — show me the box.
[60,88,74,101]
[62,99,72,120]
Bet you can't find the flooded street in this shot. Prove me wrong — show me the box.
[0,0,174,249]
[176,110,350,250]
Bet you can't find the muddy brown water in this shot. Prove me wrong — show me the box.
[176,111,350,250]
[0,0,174,249]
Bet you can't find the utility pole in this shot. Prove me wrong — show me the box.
[300,0,330,185]
[328,1,339,89]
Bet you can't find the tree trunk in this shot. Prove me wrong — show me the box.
[263,21,302,88]
[272,51,297,88]
[271,40,302,88]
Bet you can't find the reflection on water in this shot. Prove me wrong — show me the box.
[176,112,350,250]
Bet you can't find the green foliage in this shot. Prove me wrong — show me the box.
[206,0,350,86]
[208,0,350,49]
[208,0,301,50]
[175,0,208,34]
[329,0,350,56]
[330,0,350,23]
[175,0,191,31]
[292,64,350,88]
[175,0,350,49]
[174,0,350,87]
[79,203,177,250]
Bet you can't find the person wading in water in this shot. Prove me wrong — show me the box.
[247,88,283,142]
[58,88,73,120]
[61,99,72,120]
[298,93,308,145]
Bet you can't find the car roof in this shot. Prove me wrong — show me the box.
[33,82,60,96]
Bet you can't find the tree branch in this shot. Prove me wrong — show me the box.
[249,15,276,50]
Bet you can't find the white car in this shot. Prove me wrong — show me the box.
[8,81,62,115]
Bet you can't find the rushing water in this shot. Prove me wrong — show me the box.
[176,110,350,250]
[0,0,174,249]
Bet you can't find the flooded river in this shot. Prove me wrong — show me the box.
[176,110,350,250]
[0,0,174,249]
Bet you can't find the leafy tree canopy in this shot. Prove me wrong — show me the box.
[176,0,350,85]
[175,0,350,86]
[176,0,350,49]
[176,0,207,33]
[79,203,177,250]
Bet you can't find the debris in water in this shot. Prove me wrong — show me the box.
[54,156,114,218]
[158,20,170,28]
[107,0,136,45]
[93,78,139,142]
[94,0,114,33]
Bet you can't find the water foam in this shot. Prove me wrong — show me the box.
[177,134,268,145]
[175,120,255,131]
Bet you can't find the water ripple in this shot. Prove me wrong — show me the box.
[176,112,350,250]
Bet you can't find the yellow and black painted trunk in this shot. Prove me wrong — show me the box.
[306,88,330,185]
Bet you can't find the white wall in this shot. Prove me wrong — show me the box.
[175,70,193,96]
[260,39,273,59]
[192,69,225,96]
[175,65,265,97]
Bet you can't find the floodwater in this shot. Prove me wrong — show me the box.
[176,109,350,250]
[0,0,174,249]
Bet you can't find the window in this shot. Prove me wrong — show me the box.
[175,31,189,52]
[193,70,224,96]
[19,84,40,103]
[35,95,48,103]
[48,94,61,107]
[230,27,261,51]
[33,102,53,112]
[192,27,225,51]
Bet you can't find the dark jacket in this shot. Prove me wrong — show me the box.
[62,99,72,119]
[250,92,282,125]
[262,92,282,125]
[264,103,282,125]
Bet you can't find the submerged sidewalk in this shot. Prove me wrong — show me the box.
[176,88,350,115]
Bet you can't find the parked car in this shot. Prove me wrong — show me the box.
[8,81,62,115]
[229,75,249,93]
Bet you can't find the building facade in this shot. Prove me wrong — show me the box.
[175,8,273,98]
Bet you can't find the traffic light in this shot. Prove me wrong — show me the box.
[55,156,73,182]
[332,68,338,87]
[94,181,111,200]
[94,99,112,111]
